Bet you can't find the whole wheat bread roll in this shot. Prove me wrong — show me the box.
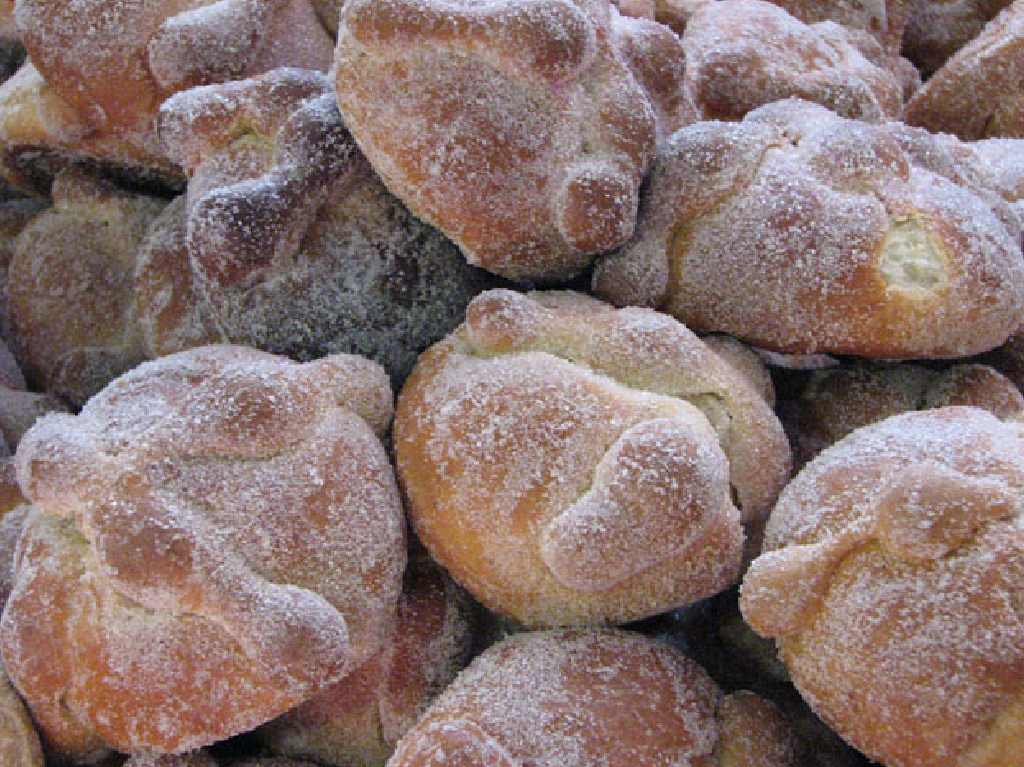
[151,68,492,385]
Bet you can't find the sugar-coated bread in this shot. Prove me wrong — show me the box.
[123,755,317,767]
[594,99,1024,358]
[258,556,474,767]
[395,289,791,627]
[15,0,333,136]
[7,168,166,405]
[766,0,910,55]
[905,0,1024,138]
[782,362,1024,467]
[0,662,43,767]
[334,0,696,281]
[904,0,1012,74]
[151,68,492,385]
[741,407,1024,767]
[389,629,800,767]
[0,62,183,195]
[973,136,1024,218]
[1,346,406,760]
[702,335,776,407]
[683,1,904,122]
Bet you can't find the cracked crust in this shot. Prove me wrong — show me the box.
[0,346,406,759]
[594,99,1024,358]
[394,289,790,626]
[741,407,1024,767]
[334,0,695,281]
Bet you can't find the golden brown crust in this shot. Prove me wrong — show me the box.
[741,407,1024,767]
[0,63,183,195]
[257,556,474,767]
[594,99,1024,358]
[904,0,1013,75]
[334,0,692,281]
[7,167,165,405]
[784,362,1024,467]
[390,629,797,767]
[150,68,492,383]
[1,346,406,759]
[905,2,1024,138]
[682,0,904,123]
[16,0,333,135]
[395,289,790,626]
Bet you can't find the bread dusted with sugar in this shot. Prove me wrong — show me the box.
[782,362,1024,467]
[257,556,474,767]
[595,99,1024,358]
[7,167,166,406]
[766,0,910,55]
[905,1,1024,138]
[741,407,1024,767]
[395,289,791,627]
[0,1,333,194]
[124,755,317,767]
[904,0,1013,75]
[0,345,406,760]
[16,0,333,137]
[334,0,696,281]
[0,662,42,767]
[151,68,491,384]
[0,62,183,195]
[973,137,1024,218]
[389,629,800,767]
[683,0,904,122]
[703,335,776,407]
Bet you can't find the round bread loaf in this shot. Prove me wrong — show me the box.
[395,289,791,626]
[1,346,406,760]
[334,0,695,281]
[683,0,904,122]
[389,629,800,767]
[905,1,1024,138]
[150,68,492,385]
[595,99,1024,358]
[741,407,1024,767]
[904,0,1012,75]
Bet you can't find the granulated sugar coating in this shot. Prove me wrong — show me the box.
[741,407,1024,767]
[904,0,1024,138]
[595,98,1024,358]
[334,0,695,281]
[147,68,493,385]
[0,346,406,760]
[682,0,904,123]
[395,290,792,627]
[389,629,799,767]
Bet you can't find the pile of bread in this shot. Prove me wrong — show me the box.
[0,1,1019,766]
